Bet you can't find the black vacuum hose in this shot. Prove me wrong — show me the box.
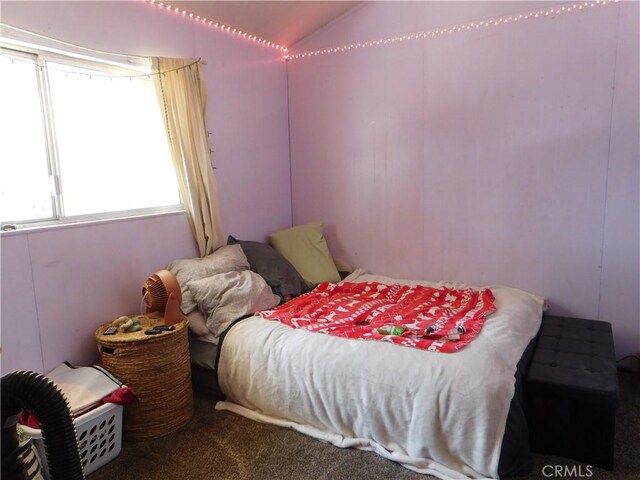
[1,370,85,480]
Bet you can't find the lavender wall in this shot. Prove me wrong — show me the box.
[0,1,291,373]
[1,214,198,373]
[287,1,639,357]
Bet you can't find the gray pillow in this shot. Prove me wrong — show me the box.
[188,270,280,337]
[227,235,308,300]
[166,244,249,314]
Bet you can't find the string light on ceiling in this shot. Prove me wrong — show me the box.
[144,0,288,53]
[286,0,619,61]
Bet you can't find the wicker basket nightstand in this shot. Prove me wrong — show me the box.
[95,314,193,440]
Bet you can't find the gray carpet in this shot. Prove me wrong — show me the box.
[89,372,639,480]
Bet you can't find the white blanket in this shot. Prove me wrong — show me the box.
[45,362,122,416]
[216,270,544,479]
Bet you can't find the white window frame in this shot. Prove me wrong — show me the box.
[0,41,183,232]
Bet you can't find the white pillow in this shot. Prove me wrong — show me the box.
[188,270,280,337]
[167,244,249,314]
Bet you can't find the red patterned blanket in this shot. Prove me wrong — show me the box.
[258,281,496,353]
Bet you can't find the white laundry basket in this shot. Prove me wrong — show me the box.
[18,402,123,479]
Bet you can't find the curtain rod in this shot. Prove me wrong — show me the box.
[0,23,149,61]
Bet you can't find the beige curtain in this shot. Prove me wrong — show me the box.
[152,57,224,257]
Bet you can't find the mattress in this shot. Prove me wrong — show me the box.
[188,331,218,371]
[213,271,544,479]
[188,332,224,399]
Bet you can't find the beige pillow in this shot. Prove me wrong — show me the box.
[189,270,280,337]
[186,309,210,337]
[268,222,341,287]
[166,244,249,314]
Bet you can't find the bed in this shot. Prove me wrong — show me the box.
[170,228,544,480]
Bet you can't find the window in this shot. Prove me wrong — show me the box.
[0,46,181,229]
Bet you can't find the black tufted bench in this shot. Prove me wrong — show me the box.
[524,315,619,470]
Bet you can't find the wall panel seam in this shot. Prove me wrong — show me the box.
[25,233,45,373]
[596,3,621,321]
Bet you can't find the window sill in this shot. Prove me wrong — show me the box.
[0,209,187,238]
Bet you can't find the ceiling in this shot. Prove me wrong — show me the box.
[169,1,361,48]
